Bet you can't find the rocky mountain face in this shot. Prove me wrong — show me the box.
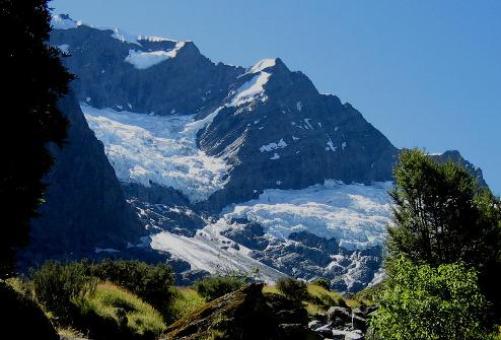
[41,14,488,292]
[20,93,143,268]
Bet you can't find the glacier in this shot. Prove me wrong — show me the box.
[211,181,393,250]
[82,104,229,203]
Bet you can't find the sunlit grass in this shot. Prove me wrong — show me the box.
[168,286,206,320]
[78,281,166,336]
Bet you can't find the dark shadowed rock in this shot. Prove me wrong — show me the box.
[19,93,143,268]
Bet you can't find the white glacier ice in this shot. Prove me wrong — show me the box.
[82,104,229,203]
[150,228,285,282]
[211,181,393,250]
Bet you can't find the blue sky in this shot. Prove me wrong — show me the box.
[51,0,501,194]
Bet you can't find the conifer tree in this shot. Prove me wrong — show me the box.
[0,0,73,276]
[388,149,501,317]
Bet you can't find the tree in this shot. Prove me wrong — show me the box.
[388,149,501,269]
[369,257,492,340]
[0,0,73,276]
[387,149,501,319]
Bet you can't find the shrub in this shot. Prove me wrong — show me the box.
[32,261,96,321]
[311,278,331,290]
[194,276,246,301]
[88,260,174,312]
[276,278,308,303]
[369,257,492,340]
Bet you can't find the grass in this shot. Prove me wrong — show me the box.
[57,327,86,338]
[167,287,206,320]
[78,281,166,336]
[6,277,35,299]
[262,284,281,295]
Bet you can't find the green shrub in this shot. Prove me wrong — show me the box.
[276,278,308,303]
[194,276,245,301]
[369,257,492,340]
[88,260,174,312]
[311,278,330,290]
[32,261,96,321]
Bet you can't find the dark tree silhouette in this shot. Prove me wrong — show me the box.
[0,0,73,276]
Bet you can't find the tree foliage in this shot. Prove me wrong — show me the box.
[0,0,73,275]
[369,257,492,340]
[388,149,501,268]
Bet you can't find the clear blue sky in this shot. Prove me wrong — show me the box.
[51,0,501,194]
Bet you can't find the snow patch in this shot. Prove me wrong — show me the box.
[231,72,271,107]
[296,101,303,112]
[137,35,176,43]
[125,41,186,69]
[270,153,280,160]
[259,138,287,152]
[51,14,82,30]
[82,104,229,203]
[57,44,70,54]
[326,139,337,152]
[248,58,276,74]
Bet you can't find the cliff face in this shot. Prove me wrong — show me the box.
[21,93,143,266]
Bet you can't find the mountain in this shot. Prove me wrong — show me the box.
[42,14,487,291]
[18,92,143,268]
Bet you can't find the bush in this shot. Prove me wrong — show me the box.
[276,278,308,303]
[369,257,492,340]
[88,260,174,312]
[32,261,96,321]
[311,278,331,290]
[194,276,246,301]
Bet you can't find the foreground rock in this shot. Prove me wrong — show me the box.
[163,283,320,340]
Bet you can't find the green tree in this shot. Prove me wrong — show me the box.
[369,257,491,340]
[0,0,73,276]
[388,149,501,268]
